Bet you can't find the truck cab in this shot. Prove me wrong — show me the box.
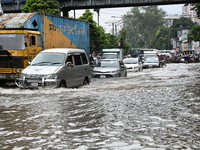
[0,30,42,84]
[101,48,124,60]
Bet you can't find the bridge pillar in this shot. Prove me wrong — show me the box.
[61,8,70,18]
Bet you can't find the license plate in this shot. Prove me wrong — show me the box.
[31,82,38,87]
[100,75,106,78]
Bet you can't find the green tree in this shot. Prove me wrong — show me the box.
[78,10,130,53]
[78,9,105,53]
[151,17,195,50]
[104,33,119,48]
[78,9,131,54]
[170,17,195,38]
[119,28,131,53]
[150,27,169,49]
[191,3,200,19]
[123,6,165,48]
[23,0,60,15]
[189,3,200,42]
[189,26,200,41]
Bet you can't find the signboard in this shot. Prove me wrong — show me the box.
[183,43,192,51]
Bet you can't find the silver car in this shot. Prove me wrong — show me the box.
[142,57,160,69]
[92,59,127,78]
[15,48,91,89]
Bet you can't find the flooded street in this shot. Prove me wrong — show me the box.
[0,63,200,150]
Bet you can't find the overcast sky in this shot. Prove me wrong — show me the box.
[68,4,184,33]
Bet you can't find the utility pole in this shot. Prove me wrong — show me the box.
[94,8,100,26]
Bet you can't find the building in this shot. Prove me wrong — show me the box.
[163,4,200,27]
[163,14,180,27]
[182,4,196,17]
[181,4,200,25]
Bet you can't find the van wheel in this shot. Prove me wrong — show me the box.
[83,78,89,85]
[59,80,67,88]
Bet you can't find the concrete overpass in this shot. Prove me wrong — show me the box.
[1,0,199,17]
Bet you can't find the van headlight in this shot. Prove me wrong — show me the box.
[45,74,58,79]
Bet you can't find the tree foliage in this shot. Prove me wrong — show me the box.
[150,27,169,50]
[191,3,200,19]
[78,9,105,53]
[151,17,195,50]
[104,33,119,48]
[169,17,195,40]
[23,0,60,15]
[123,6,165,48]
[189,3,200,41]
[189,25,200,42]
[171,17,195,29]
[78,9,131,54]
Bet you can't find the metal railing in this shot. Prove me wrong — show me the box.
[1,0,199,13]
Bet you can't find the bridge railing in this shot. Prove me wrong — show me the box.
[1,0,199,13]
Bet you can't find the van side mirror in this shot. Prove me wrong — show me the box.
[66,62,74,67]
[27,61,31,66]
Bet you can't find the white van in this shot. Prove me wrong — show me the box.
[15,48,91,89]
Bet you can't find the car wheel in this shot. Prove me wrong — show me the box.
[59,80,67,88]
[83,77,89,85]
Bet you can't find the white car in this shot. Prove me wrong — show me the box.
[123,58,143,72]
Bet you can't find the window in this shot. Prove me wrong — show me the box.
[81,53,88,64]
[0,34,26,50]
[66,55,73,63]
[30,35,36,46]
[74,55,82,66]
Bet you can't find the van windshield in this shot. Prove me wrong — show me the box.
[31,52,66,66]
[0,34,26,50]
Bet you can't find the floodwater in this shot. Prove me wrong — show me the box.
[0,63,200,150]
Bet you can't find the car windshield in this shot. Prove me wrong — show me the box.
[0,34,26,50]
[145,58,159,63]
[96,60,119,67]
[123,58,138,64]
[31,52,66,66]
